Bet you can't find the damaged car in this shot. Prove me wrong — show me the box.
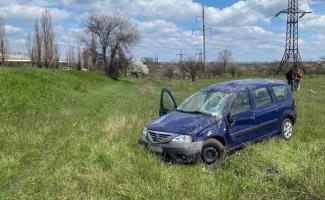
[140,79,297,166]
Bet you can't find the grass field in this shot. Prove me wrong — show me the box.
[0,67,324,199]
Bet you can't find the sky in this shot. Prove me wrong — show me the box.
[1,0,325,62]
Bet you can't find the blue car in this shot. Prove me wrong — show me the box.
[140,79,297,166]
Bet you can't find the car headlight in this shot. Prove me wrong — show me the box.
[143,127,148,137]
[172,135,192,143]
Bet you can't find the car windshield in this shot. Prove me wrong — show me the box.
[177,91,233,116]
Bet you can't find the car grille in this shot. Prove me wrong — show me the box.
[147,130,175,143]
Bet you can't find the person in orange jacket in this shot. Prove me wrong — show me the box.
[294,69,303,91]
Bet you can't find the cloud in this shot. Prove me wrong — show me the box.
[0,4,70,22]
[56,0,201,21]
[301,14,325,31]
[205,0,287,27]
[137,20,177,34]
[4,25,24,34]
[128,0,200,21]
[11,39,26,45]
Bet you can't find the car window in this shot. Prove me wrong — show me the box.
[272,85,288,102]
[253,87,272,108]
[162,92,175,111]
[231,91,251,115]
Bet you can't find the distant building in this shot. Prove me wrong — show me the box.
[7,52,29,61]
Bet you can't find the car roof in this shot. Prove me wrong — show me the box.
[202,79,287,92]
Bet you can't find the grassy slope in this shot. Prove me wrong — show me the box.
[0,67,324,199]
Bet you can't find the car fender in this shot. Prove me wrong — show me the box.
[195,119,228,146]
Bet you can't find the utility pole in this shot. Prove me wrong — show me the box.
[176,49,187,65]
[193,4,209,78]
[275,0,311,74]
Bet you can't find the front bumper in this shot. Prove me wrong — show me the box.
[140,135,203,164]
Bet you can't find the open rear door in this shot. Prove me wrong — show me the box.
[160,88,177,116]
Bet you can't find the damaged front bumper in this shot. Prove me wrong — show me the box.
[140,135,203,164]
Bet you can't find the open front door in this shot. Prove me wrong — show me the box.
[160,88,177,116]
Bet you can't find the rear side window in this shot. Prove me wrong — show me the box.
[231,91,251,115]
[272,86,288,102]
[253,87,272,108]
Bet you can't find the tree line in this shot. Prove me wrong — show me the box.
[0,10,140,80]
[26,10,60,68]
[26,10,140,80]
[161,49,233,82]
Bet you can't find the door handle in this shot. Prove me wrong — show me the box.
[250,113,256,120]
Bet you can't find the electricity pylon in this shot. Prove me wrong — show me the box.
[275,0,312,74]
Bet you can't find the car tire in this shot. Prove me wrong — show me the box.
[281,118,293,140]
[201,139,225,166]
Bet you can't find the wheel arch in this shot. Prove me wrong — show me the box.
[208,135,227,147]
[281,109,297,125]
[286,115,295,124]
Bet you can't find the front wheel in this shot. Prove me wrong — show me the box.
[281,118,293,140]
[201,139,225,166]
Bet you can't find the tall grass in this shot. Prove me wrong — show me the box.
[0,67,324,199]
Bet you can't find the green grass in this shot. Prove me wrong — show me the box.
[0,67,324,199]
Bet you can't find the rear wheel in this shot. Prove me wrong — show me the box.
[201,139,225,166]
[281,118,293,140]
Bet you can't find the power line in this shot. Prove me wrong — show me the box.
[176,49,187,64]
[193,4,210,77]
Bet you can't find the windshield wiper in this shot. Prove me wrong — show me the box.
[177,109,212,116]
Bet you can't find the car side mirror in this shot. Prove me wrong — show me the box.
[227,113,234,124]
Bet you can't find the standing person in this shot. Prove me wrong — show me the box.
[286,67,295,92]
[295,68,303,91]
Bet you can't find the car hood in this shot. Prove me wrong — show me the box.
[147,111,218,135]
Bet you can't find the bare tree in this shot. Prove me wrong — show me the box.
[40,9,58,68]
[26,33,35,67]
[218,49,232,74]
[0,17,9,65]
[66,45,75,69]
[84,12,139,80]
[76,45,82,71]
[33,19,42,68]
[89,32,97,69]
[81,33,97,71]
[116,47,131,77]
[228,64,237,77]
[84,13,118,77]
[207,62,224,77]
[108,17,139,79]
[51,43,60,69]
[164,64,174,82]
[183,57,202,82]
[179,63,188,79]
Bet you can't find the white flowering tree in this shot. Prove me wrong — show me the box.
[129,61,149,78]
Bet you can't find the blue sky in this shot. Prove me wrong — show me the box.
[1,0,325,62]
